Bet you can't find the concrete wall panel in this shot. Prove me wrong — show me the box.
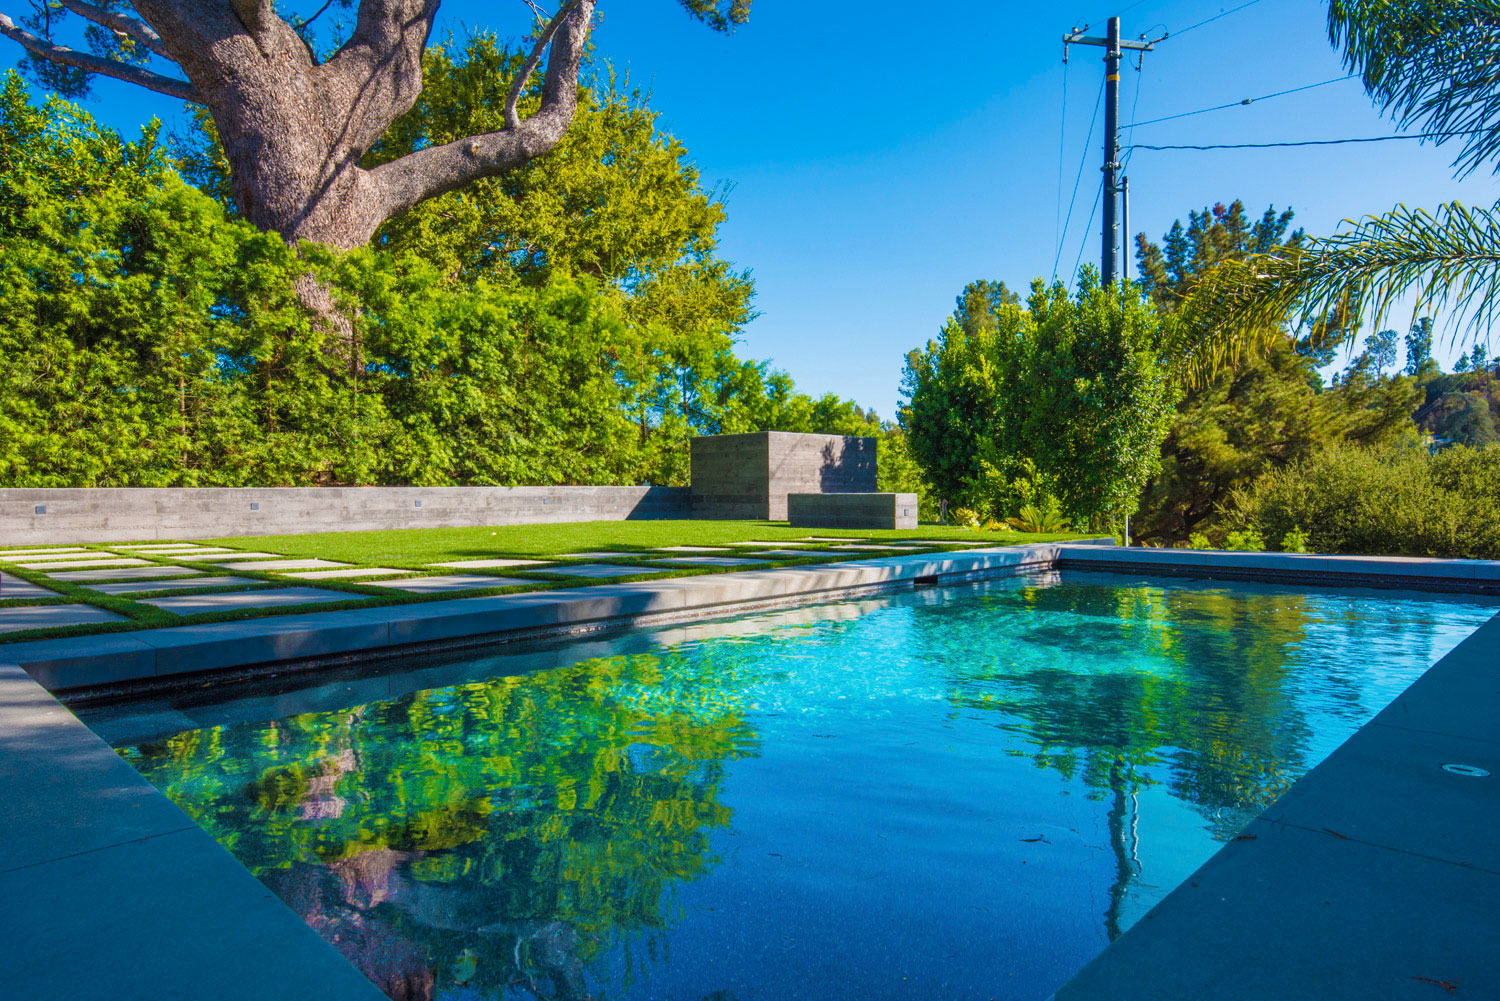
[0,486,691,545]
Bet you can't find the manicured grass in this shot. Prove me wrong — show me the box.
[0,522,1097,644]
[206,520,1087,564]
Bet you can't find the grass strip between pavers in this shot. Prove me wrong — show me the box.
[0,523,1085,644]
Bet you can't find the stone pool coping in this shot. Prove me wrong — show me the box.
[2,542,1497,1001]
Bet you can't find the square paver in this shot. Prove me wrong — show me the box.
[280,568,408,580]
[829,544,908,551]
[428,558,548,569]
[189,552,286,563]
[14,558,149,570]
[116,545,235,554]
[0,603,127,634]
[48,566,206,582]
[553,552,640,560]
[725,541,813,547]
[646,556,767,567]
[140,587,364,615]
[82,576,263,595]
[365,575,536,593]
[751,550,826,558]
[0,572,60,601]
[530,564,662,579]
[0,548,87,558]
[216,559,349,572]
[7,552,124,564]
[654,546,730,553]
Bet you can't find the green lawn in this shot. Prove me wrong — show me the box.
[0,521,1096,644]
[208,520,1087,564]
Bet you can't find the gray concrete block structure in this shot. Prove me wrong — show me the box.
[691,431,877,520]
[788,492,918,530]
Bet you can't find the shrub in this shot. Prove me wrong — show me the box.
[1224,527,1267,551]
[1235,443,1500,559]
[1186,532,1212,550]
[1279,525,1311,553]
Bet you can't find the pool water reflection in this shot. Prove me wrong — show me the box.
[113,571,1497,1001]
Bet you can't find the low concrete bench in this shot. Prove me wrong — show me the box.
[787,492,917,530]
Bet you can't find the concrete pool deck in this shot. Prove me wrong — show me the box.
[1,542,1497,1001]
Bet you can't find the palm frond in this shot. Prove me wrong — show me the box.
[1170,201,1500,388]
[1329,0,1500,177]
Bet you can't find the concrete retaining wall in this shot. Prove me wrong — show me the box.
[788,492,918,530]
[691,431,877,520]
[0,486,691,545]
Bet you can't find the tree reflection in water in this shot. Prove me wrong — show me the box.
[124,651,761,1000]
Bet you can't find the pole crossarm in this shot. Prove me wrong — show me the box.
[1063,33,1155,52]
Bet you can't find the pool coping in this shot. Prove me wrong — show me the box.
[3,542,1498,1001]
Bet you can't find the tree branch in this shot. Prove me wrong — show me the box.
[368,0,595,221]
[505,0,581,130]
[0,9,200,101]
[56,0,170,58]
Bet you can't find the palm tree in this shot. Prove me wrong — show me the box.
[1178,0,1500,373]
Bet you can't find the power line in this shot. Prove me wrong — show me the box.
[1053,74,1105,280]
[1166,0,1265,39]
[1125,75,1358,129]
[1124,129,1490,152]
[1055,59,1070,275]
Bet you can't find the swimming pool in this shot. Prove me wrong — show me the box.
[109,570,1497,1001]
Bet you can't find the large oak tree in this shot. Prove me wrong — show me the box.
[0,0,747,248]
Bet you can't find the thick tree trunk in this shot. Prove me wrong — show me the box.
[120,0,595,250]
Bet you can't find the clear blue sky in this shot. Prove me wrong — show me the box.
[40,0,1500,418]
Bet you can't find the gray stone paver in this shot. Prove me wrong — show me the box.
[531,563,664,578]
[47,565,204,582]
[724,540,813,547]
[429,558,548,569]
[14,558,147,570]
[81,576,261,595]
[0,603,126,634]
[829,543,910,551]
[0,548,87,558]
[655,545,730,552]
[216,559,349,571]
[141,587,364,615]
[364,574,535,593]
[2,550,115,562]
[190,552,285,563]
[0,572,59,601]
[553,551,640,559]
[116,545,235,554]
[647,556,768,566]
[280,567,407,579]
[750,550,826,558]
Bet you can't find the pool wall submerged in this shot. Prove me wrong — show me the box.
[2,545,1498,1001]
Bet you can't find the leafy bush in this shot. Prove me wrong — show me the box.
[1279,526,1311,553]
[1223,527,1266,552]
[1007,496,1071,533]
[1235,443,1500,559]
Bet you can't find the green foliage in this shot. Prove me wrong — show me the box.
[2,71,906,491]
[1222,527,1266,552]
[1006,497,1071,534]
[1186,532,1212,550]
[902,274,1178,526]
[1234,443,1500,560]
[1132,198,1424,546]
[1279,526,1311,553]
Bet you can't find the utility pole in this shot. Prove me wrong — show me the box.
[1064,18,1155,287]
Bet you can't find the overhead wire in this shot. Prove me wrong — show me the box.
[1071,177,1104,282]
[1125,75,1358,129]
[1054,74,1106,280]
[1124,129,1491,152]
[1164,0,1266,40]
[1055,57,1070,275]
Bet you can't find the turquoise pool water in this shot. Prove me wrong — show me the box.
[114,571,1497,1001]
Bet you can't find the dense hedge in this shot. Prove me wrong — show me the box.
[1234,443,1500,560]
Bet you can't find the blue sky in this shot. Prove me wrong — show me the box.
[39,0,1500,418]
